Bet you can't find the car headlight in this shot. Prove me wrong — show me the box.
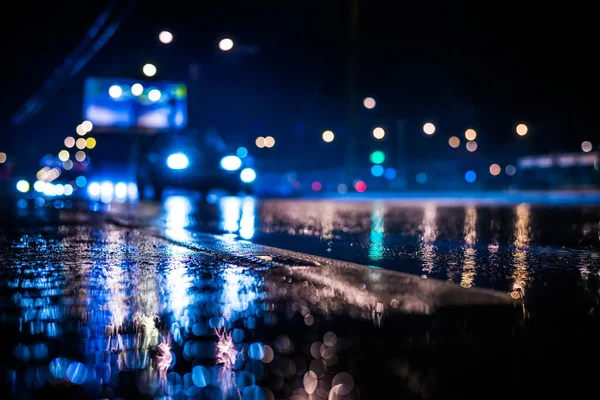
[166,153,189,169]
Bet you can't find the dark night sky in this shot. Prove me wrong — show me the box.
[2,0,598,170]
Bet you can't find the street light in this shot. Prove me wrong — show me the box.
[423,122,435,135]
[158,30,173,44]
[372,127,385,139]
[581,141,593,152]
[219,38,234,51]
[322,130,334,142]
[363,97,376,109]
[516,123,528,136]
[465,129,476,141]
[143,63,157,77]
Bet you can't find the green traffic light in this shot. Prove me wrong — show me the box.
[370,151,385,164]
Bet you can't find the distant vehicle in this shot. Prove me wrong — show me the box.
[136,130,255,200]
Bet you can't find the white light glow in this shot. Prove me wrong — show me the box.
[219,38,234,51]
[158,30,173,44]
[108,85,122,99]
[115,182,127,199]
[143,63,157,77]
[167,153,189,170]
[88,182,100,198]
[240,168,256,183]
[220,155,242,171]
[131,83,144,96]
[148,89,161,102]
[16,180,30,193]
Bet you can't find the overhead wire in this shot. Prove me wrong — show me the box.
[11,0,137,126]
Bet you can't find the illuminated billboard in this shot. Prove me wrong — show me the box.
[83,77,187,132]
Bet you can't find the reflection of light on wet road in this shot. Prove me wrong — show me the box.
[511,204,531,299]
[217,196,257,240]
[164,245,192,341]
[164,196,193,242]
[460,206,478,288]
[420,203,438,276]
[221,266,260,320]
[219,196,242,233]
[105,230,127,331]
[239,197,256,240]
[369,202,385,261]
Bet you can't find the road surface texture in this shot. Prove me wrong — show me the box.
[1,195,599,399]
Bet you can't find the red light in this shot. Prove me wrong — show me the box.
[311,181,322,191]
[354,180,367,192]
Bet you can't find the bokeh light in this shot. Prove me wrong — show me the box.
[311,181,322,191]
[337,183,348,194]
[384,168,396,180]
[581,141,593,152]
[85,137,96,149]
[143,63,157,77]
[76,138,86,150]
[489,164,501,176]
[236,147,248,158]
[416,173,427,184]
[465,129,477,141]
[58,150,69,162]
[76,176,87,187]
[371,165,384,177]
[75,151,86,162]
[264,136,275,148]
[0,152,5,163]
[131,83,144,96]
[16,180,30,193]
[64,137,75,148]
[76,124,86,136]
[219,38,234,51]
[466,141,478,152]
[449,136,460,148]
[148,89,162,102]
[465,170,477,183]
[372,127,385,139]
[322,130,334,142]
[505,165,517,176]
[354,180,367,192]
[423,122,435,135]
[108,85,122,99]
[370,151,385,164]
[81,120,93,132]
[240,168,256,183]
[363,97,376,109]
[220,155,242,171]
[516,123,528,136]
[255,136,265,148]
[158,30,173,44]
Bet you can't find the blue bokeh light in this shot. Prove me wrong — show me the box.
[384,168,396,180]
[371,164,384,177]
[236,147,248,158]
[416,173,427,184]
[465,170,477,183]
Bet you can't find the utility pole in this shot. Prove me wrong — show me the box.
[346,0,359,183]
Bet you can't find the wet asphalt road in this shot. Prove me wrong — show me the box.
[1,195,600,399]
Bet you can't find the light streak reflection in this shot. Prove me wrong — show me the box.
[420,203,438,276]
[511,203,531,299]
[369,202,385,261]
[460,206,478,288]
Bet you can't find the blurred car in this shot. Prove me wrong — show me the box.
[136,130,255,200]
